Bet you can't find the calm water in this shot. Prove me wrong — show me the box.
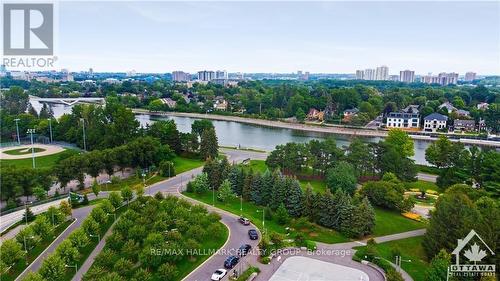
[136,114,431,165]
[29,99,431,164]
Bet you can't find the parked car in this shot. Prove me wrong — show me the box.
[238,244,252,256]
[238,217,250,225]
[211,269,227,281]
[224,256,239,269]
[248,229,258,240]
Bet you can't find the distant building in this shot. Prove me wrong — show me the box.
[477,102,489,110]
[389,75,400,82]
[464,72,476,82]
[375,66,389,80]
[215,70,228,80]
[172,71,191,82]
[399,70,415,83]
[364,69,375,80]
[197,70,215,81]
[438,102,457,113]
[423,113,448,132]
[402,105,420,114]
[307,108,323,121]
[343,108,359,117]
[454,119,476,132]
[421,73,458,86]
[355,70,364,80]
[161,98,177,108]
[456,109,470,117]
[213,97,228,111]
[386,112,420,129]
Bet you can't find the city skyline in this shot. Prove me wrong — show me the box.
[52,1,500,74]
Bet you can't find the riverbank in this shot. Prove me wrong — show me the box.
[132,109,500,148]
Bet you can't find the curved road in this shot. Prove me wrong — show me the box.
[15,148,420,281]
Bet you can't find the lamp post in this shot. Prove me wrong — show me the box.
[89,233,100,242]
[65,264,78,274]
[48,118,53,143]
[212,185,215,207]
[14,118,20,144]
[80,118,87,151]
[257,209,265,233]
[240,195,243,216]
[27,128,36,168]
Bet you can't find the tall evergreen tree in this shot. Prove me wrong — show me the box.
[347,197,375,237]
[302,185,317,220]
[260,170,274,206]
[242,170,254,200]
[250,172,263,205]
[317,190,336,228]
[200,128,218,160]
[285,179,304,217]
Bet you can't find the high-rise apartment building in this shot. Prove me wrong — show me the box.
[216,70,228,79]
[172,71,191,82]
[197,70,215,81]
[464,72,476,82]
[364,69,375,80]
[375,66,389,80]
[421,73,458,86]
[355,70,364,80]
[399,70,415,83]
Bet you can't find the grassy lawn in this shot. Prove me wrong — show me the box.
[240,160,268,173]
[416,164,440,175]
[405,180,440,193]
[0,219,74,281]
[372,208,426,237]
[3,147,46,155]
[172,156,205,174]
[0,149,79,169]
[354,236,428,281]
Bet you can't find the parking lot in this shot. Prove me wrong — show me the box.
[268,256,370,281]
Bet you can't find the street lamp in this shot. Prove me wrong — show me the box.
[27,128,36,168]
[89,233,100,242]
[240,195,243,216]
[23,234,35,265]
[48,118,53,143]
[65,264,78,274]
[14,118,20,144]
[256,209,265,233]
[80,118,87,151]
[395,256,412,272]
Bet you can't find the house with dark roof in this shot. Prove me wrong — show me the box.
[386,112,420,129]
[423,113,448,132]
[454,119,476,132]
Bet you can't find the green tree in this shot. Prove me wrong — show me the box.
[157,262,178,281]
[326,162,357,195]
[82,217,100,236]
[200,128,218,160]
[192,173,210,194]
[348,197,375,238]
[22,272,45,281]
[0,239,25,266]
[32,215,53,239]
[147,120,182,153]
[191,119,214,138]
[91,180,100,197]
[59,200,72,218]
[68,228,89,249]
[295,108,306,121]
[217,179,235,202]
[55,240,79,265]
[425,249,451,281]
[39,254,66,281]
[159,160,175,177]
[275,203,290,225]
[385,129,414,158]
[23,206,35,223]
[121,186,133,205]
[1,86,29,114]
[108,191,122,211]
[33,186,47,201]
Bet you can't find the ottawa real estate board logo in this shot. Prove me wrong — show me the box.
[449,230,496,278]
[2,2,56,68]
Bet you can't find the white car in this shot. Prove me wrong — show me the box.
[211,269,227,281]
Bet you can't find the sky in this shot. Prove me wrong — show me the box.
[55,1,500,75]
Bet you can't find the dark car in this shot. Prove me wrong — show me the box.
[238,244,252,256]
[238,217,250,225]
[224,255,239,269]
[248,229,258,240]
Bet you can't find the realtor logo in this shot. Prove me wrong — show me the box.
[3,3,54,55]
[449,230,495,277]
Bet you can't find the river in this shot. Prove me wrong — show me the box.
[29,100,431,164]
[135,114,431,165]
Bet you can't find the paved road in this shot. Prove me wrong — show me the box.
[417,173,437,183]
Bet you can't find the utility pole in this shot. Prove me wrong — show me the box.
[48,118,53,143]
[14,118,20,144]
[80,118,87,151]
[27,128,36,168]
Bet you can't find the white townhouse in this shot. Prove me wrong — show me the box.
[386,112,420,129]
[423,113,448,132]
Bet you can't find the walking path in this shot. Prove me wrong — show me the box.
[0,144,65,159]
